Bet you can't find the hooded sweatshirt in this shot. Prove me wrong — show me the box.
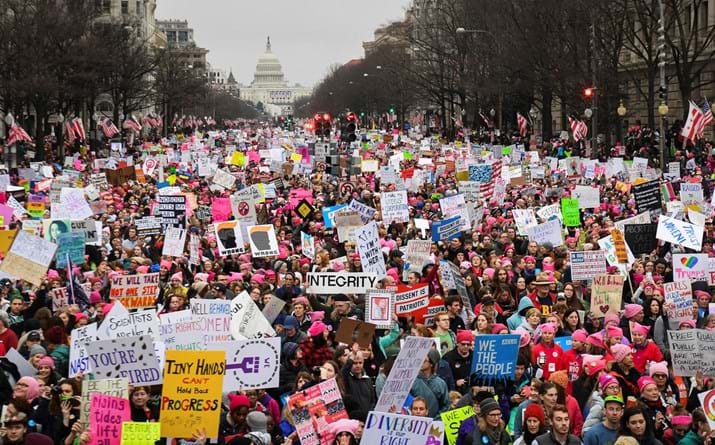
[507,296,535,331]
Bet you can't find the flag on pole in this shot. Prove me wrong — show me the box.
[479,111,494,129]
[7,123,33,146]
[64,120,76,144]
[569,117,588,142]
[697,98,713,139]
[122,115,142,133]
[682,101,705,142]
[480,160,503,201]
[517,112,528,137]
[98,117,119,138]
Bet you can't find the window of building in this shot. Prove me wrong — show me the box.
[166,31,176,42]
[178,31,189,43]
[95,0,110,13]
[121,0,128,14]
[136,1,142,16]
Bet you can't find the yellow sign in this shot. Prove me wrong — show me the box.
[290,152,302,162]
[0,230,17,255]
[160,350,225,439]
[231,151,246,166]
[121,422,161,445]
[27,202,45,219]
[167,174,177,186]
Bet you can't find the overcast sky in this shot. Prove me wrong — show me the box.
[155,1,412,87]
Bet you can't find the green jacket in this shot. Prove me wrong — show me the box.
[678,431,703,445]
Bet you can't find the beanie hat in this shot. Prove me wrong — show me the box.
[513,328,532,348]
[37,356,55,370]
[283,316,299,330]
[631,322,650,337]
[308,321,329,337]
[538,322,556,334]
[572,329,588,343]
[89,291,102,304]
[638,376,657,394]
[479,398,500,416]
[456,330,473,344]
[491,323,508,334]
[604,314,620,326]
[523,403,545,425]
[586,359,607,377]
[606,325,623,338]
[328,419,360,437]
[599,374,619,392]
[427,349,441,365]
[282,342,299,360]
[549,370,568,389]
[246,411,268,432]
[74,312,88,323]
[17,377,39,402]
[648,361,669,377]
[228,394,250,412]
[623,304,644,319]
[309,311,325,322]
[586,332,606,350]
[170,272,183,281]
[611,344,632,362]
[292,296,310,307]
[29,344,46,358]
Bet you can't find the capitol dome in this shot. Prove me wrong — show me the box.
[251,36,288,87]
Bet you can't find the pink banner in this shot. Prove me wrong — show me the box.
[89,393,130,445]
[211,197,232,222]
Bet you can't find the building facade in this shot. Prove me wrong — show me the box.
[239,37,311,116]
[156,20,209,72]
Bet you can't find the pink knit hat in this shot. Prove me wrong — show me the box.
[308,321,330,337]
[606,325,623,339]
[638,376,657,393]
[37,356,55,370]
[194,273,209,282]
[17,377,39,402]
[649,361,669,377]
[623,304,643,319]
[598,374,619,391]
[587,333,606,350]
[604,314,620,327]
[631,322,650,337]
[610,344,632,362]
[572,329,588,343]
[170,272,182,281]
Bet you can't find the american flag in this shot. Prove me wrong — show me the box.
[122,115,142,133]
[517,112,528,137]
[569,117,588,141]
[7,123,32,146]
[71,118,85,140]
[64,119,76,143]
[479,111,494,129]
[697,98,713,139]
[682,101,705,142]
[480,160,503,201]
[98,117,119,138]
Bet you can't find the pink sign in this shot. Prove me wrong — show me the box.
[289,188,313,207]
[0,203,15,226]
[211,197,232,222]
[89,393,130,445]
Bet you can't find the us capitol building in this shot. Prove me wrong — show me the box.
[239,37,312,116]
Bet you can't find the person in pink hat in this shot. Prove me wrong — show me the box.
[630,322,662,374]
[531,322,564,380]
[609,343,640,399]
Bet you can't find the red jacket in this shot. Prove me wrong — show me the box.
[559,348,583,392]
[632,340,663,374]
[531,341,565,380]
[300,338,334,368]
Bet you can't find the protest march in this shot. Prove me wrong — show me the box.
[2,117,715,445]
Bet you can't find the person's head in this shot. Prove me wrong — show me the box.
[550,404,570,436]
[445,296,462,315]
[350,351,364,376]
[320,360,340,381]
[621,406,649,438]
[410,397,429,417]
[479,397,502,428]
[130,386,149,408]
[3,413,28,442]
[456,330,473,356]
[638,376,659,402]
[539,381,558,409]
[476,313,492,333]
[434,311,450,331]
[229,394,251,426]
[295,371,312,390]
[603,395,624,426]
[525,308,541,327]
[523,403,546,435]
[13,377,39,402]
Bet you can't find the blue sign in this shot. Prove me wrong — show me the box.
[322,204,347,229]
[431,215,462,242]
[55,232,86,269]
[555,336,573,351]
[470,334,520,379]
[468,164,493,183]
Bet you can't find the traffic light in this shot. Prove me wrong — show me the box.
[658,86,667,100]
[389,106,395,114]
[584,88,593,98]
[342,112,357,143]
[321,113,332,138]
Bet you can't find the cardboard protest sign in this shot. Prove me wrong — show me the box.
[573,185,600,209]
[623,223,658,255]
[590,275,624,317]
[247,224,279,257]
[698,389,715,429]
[512,209,538,235]
[664,281,694,329]
[668,329,715,376]
[680,182,703,206]
[348,199,376,224]
[121,422,161,445]
[306,272,378,294]
[56,232,86,268]
[156,195,186,230]
[69,323,98,377]
[365,289,394,329]
[334,318,376,348]
[526,219,563,247]
[355,221,387,279]
[470,334,520,379]
[656,215,703,250]
[362,412,432,445]
[334,209,363,243]
[569,251,607,281]
[4,348,36,377]
[381,190,409,225]
[85,335,162,385]
[441,406,474,445]
[105,166,136,186]
[81,378,129,426]
[375,336,435,413]
[160,350,225,439]
[632,180,662,213]
[301,231,315,260]
[189,299,232,344]
[162,227,186,257]
[431,215,462,242]
[89,393,130,445]
[673,253,708,282]
[0,231,57,285]
[610,228,628,264]
[230,291,276,339]
[598,235,636,275]
[213,220,246,256]
[212,337,281,392]
[287,378,349,445]
[109,273,159,309]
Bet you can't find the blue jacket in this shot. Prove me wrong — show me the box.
[507,297,535,331]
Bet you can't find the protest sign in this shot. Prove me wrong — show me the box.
[375,336,435,413]
[365,289,394,329]
[598,235,636,275]
[213,221,246,256]
[362,412,432,445]
[668,329,715,376]
[261,296,285,324]
[664,281,694,329]
[0,231,57,285]
[156,195,186,230]
[51,282,92,312]
[231,188,257,228]
[86,335,162,385]
[526,219,563,247]
[162,227,186,257]
[393,283,430,316]
[81,378,128,427]
[334,209,363,242]
[212,337,281,392]
[105,166,136,186]
[537,204,562,222]
[335,318,376,348]
[440,194,470,230]
[287,378,349,445]
[610,228,628,264]
[698,389,715,429]
[69,323,98,377]
[55,232,85,269]
[70,219,99,244]
[656,215,703,250]
[89,393,130,445]
[573,185,600,209]
[355,221,387,279]
[569,251,607,281]
[470,334,519,379]
[623,223,658,255]
[590,275,625,317]
[680,182,704,206]
[512,209,538,235]
[230,291,276,339]
[431,215,462,242]
[301,231,315,260]
[347,199,376,224]
[673,253,708,282]
[441,406,474,445]
[121,422,161,445]
[457,181,481,201]
[189,299,232,344]
[212,168,236,189]
[381,190,409,225]
[613,211,652,232]
[160,350,225,439]
[247,225,279,257]
[633,180,662,213]
[306,272,378,294]
[321,204,346,229]
[134,217,162,237]
[109,273,159,309]
[405,240,431,273]
[3,348,35,377]
[469,164,492,182]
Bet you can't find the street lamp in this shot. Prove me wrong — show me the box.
[584,108,593,118]
[658,101,669,116]
[617,101,627,117]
